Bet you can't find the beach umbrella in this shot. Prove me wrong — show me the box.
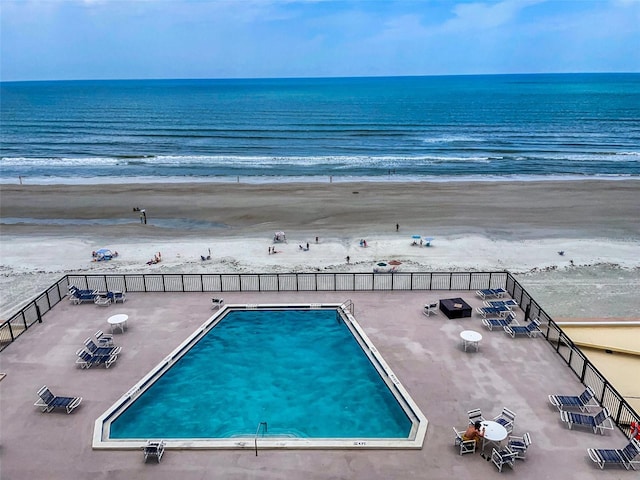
[423,237,434,247]
[411,235,421,239]
[388,260,402,266]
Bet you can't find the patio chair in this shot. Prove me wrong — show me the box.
[84,338,122,357]
[468,408,485,425]
[507,432,532,460]
[75,349,118,369]
[493,407,517,433]
[94,294,112,307]
[491,446,517,472]
[481,312,517,331]
[94,330,114,347]
[588,438,640,470]
[143,440,165,463]
[453,427,476,455]
[504,318,541,338]
[560,408,615,435]
[113,291,126,303]
[548,385,598,412]
[212,298,224,309]
[34,385,82,414]
[423,302,438,317]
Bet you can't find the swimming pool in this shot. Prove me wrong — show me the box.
[94,303,427,449]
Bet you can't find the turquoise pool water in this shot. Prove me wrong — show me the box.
[109,309,412,439]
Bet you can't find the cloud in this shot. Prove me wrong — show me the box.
[442,0,546,32]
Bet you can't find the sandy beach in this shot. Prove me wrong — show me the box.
[1,180,639,317]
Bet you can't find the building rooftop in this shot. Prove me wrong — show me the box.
[0,289,635,479]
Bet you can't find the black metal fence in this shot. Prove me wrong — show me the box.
[1,270,637,437]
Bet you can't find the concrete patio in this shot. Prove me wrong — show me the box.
[0,290,633,479]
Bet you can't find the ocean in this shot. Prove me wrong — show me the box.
[1,73,639,184]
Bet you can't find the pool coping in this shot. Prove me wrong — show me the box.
[92,302,428,450]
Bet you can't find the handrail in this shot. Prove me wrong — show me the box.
[254,421,268,456]
[342,299,355,315]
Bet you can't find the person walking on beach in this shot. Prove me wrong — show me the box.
[346,255,350,264]
[396,223,399,232]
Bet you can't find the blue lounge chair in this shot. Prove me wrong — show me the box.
[560,408,615,435]
[484,299,518,309]
[476,288,506,299]
[34,385,82,414]
[504,319,541,338]
[75,349,118,369]
[476,305,510,318]
[588,438,640,470]
[482,312,517,331]
[70,289,98,304]
[84,338,121,357]
[548,386,598,412]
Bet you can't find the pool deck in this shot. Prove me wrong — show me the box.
[0,291,634,479]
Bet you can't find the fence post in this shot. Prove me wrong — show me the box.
[36,305,42,323]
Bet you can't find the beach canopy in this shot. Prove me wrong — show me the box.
[411,235,421,239]
[388,260,402,266]
[95,248,113,261]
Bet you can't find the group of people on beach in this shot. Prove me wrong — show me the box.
[146,252,162,265]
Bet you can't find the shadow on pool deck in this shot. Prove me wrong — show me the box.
[0,291,631,479]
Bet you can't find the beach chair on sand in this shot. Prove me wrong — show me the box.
[35,385,82,414]
[143,440,165,463]
[588,438,640,470]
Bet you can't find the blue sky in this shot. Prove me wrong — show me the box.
[1,0,639,81]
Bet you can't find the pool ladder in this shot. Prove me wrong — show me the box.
[254,421,268,456]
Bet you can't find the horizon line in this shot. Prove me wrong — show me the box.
[2,71,639,84]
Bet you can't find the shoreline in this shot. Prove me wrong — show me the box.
[2,174,638,186]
